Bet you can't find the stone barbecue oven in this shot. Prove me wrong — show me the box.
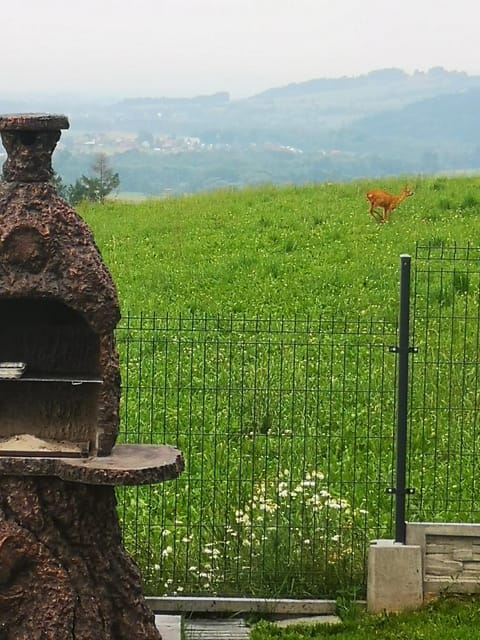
[0,113,120,460]
[0,114,184,639]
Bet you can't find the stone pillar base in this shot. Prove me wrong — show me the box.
[367,539,423,613]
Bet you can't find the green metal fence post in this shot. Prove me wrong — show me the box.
[387,254,416,544]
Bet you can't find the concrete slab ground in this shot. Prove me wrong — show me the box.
[154,608,342,638]
[155,614,182,640]
[183,618,250,639]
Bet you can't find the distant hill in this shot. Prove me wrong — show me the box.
[6,67,480,195]
[253,66,478,100]
[330,88,480,156]
[211,67,480,150]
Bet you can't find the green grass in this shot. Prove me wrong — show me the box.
[75,176,480,597]
[251,596,480,639]
[79,176,480,319]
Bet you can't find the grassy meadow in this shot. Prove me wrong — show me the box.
[77,176,480,598]
[79,176,480,319]
[251,596,480,640]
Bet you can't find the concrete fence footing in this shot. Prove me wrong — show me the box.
[367,539,423,613]
[368,523,480,613]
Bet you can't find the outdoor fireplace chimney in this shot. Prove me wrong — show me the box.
[0,113,183,639]
[0,114,121,460]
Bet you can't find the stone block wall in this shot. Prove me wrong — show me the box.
[407,523,480,594]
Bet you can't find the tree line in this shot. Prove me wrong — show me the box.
[54,152,120,204]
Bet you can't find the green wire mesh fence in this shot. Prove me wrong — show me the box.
[114,244,480,599]
[115,313,398,597]
[408,244,480,523]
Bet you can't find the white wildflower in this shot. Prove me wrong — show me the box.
[301,480,315,488]
[235,510,251,525]
[326,500,341,509]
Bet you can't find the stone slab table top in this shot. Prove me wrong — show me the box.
[0,443,184,485]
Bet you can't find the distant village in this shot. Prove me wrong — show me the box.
[54,131,310,157]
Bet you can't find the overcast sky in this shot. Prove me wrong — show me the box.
[2,0,479,100]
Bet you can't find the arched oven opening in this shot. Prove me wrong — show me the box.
[0,298,101,457]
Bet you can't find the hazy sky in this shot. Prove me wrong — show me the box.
[2,0,479,100]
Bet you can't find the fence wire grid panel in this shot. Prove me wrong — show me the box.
[408,244,480,523]
[115,314,398,598]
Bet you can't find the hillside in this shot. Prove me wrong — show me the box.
[6,67,479,195]
[333,88,480,157]
[78,176,480,317]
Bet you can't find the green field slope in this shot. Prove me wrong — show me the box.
[79,176,480,319]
